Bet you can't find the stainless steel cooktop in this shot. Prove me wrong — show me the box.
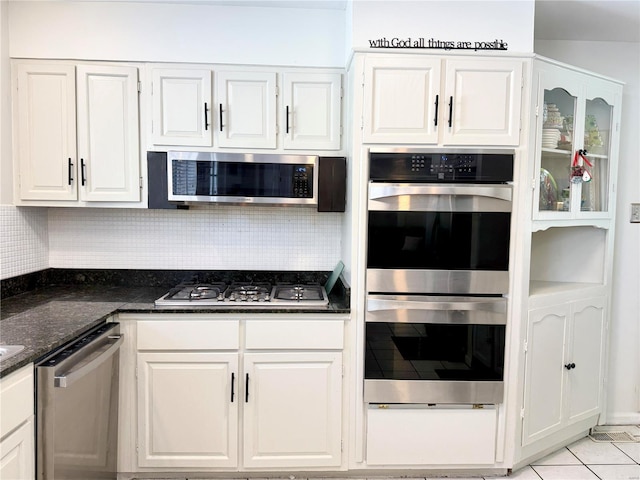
[155,282,329,308]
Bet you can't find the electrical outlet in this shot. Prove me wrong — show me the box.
[631,203,640,223]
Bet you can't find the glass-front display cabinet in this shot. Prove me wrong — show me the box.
[532,60,622,225]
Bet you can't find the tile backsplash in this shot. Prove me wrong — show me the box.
[47,206,342,271]
[0,205,49,279]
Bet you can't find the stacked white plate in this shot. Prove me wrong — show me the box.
[542,128,561,148]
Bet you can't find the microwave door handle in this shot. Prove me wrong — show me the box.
[54,334,124,388]
[369,184,512,202]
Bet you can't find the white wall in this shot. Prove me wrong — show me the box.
[351,0,535,53]
[8,1,346,67]
[536,39,640,423]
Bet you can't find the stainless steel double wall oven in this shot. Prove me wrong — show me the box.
[364,149,514,405]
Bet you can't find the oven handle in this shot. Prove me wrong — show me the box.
[54,334,124,388]
[366,295,507,325]
[369,183,512,202]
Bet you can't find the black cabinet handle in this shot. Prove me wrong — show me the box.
[80,159,86,186]
[245,373,249,403]
[564,363,576,370]
[204,102,209,131]
[68,158,73,185]
[434,95,439,126]
[286,105,290,134]
[230,372,235,402]
[448,96,453,127]
[219,104,223,132]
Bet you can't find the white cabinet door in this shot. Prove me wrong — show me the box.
[442,59,522,146]
[151,68,212,146]
[0,418,35,480]
[77,65,140,202]
[363,56,441,144]
[282,73,342,150]
[137,352,238,468]
[242,352,342,469]
[522,305,569,446]
[217,71,277,149]
[15,63,77,201]
[567,297,606,423]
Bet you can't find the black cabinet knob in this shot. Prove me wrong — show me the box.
[564,363,576,370]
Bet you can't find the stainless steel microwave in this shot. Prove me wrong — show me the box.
[167,151,319,206]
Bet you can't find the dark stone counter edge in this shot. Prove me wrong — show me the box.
[0,268,351,379]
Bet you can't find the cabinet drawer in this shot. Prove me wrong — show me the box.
[0,364,34,438]
[366,405,496,465]
[245,320,343,350]
[137,320,239,350]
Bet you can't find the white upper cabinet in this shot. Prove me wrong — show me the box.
[442,59,523,145]
[14,61,141,205]
[363,56,441,144]
[216,71,277,149]
[15,63,77,201]
[151,68,212,147]
[532,59,622,226]
[282,72,342,151]
[363,55,523,146]
[77,65,140,202]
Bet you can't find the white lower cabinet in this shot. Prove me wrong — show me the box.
[137,352,239,468]
[0,364,35,480]
[243,352,342,469]
[522,297,606,446]
[0,419,35,480]
[132,317,344,472]
[366,405,497,466]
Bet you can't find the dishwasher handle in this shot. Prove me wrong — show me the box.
[54,334,124,388]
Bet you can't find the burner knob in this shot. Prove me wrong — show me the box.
[247,297,254,302]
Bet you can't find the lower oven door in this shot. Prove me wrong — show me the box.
[364,295,506,404]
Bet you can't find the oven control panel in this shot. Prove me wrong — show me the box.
[370,151,513,183]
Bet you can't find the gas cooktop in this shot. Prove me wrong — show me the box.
[154,282,329,308]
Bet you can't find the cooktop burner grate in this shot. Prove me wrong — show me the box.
[154,281,329,308]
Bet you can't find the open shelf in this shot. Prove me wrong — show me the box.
[528,226,608,306]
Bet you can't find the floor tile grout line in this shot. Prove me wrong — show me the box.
[585,464,605,480]
[611,442,640,464]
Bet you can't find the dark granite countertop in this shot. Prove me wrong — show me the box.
[0,270,350,378]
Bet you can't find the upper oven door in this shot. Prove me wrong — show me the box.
[367,183,512,295]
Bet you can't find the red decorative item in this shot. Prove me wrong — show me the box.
[571,149,592,183]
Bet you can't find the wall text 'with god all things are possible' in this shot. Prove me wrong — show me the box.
[368,37,508,51]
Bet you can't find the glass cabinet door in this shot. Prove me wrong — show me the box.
[580,97,612,213]
[539,87,577,213]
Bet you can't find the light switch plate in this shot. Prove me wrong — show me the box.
[631,203,640,223]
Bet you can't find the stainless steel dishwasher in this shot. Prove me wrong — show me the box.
[36,322,123,480]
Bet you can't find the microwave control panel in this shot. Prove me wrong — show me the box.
[293,166,313,198]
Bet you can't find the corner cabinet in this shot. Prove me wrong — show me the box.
[532,59,622,227]
[362,55,523,146]
[122,315,345,474]
[13,61,141,205]
[512,57,623,466]
[522,297,606,446]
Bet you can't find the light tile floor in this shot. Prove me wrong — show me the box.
[506,425,640,480]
